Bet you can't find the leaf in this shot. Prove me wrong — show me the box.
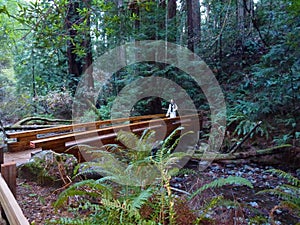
[190,176,253,199]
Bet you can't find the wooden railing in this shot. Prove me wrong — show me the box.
[6,114,165,152]
[30,114,202,162]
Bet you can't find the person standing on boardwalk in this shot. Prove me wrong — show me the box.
[166,99,178,118]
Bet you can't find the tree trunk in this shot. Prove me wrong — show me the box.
[82,0,94,92]
[237,0,245,46]
[128,0,140,32]
[193,144,293,162]
[168,0,176,19]
[65,0,94,94]
[187,0,201,53]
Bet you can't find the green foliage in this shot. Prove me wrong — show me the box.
[54,128,194,224]
[228,111,268,138]
[53,127,256,224]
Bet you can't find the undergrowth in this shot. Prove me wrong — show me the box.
[50,128,253,225]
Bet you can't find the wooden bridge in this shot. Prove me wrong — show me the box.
[6,113,202,162]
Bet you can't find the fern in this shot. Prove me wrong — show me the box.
[258,169,300,217]
[54,179,112,208]
[100,198,141,221]
[131,188,153,210]
[266,169,300,187]
[48,217,92,225]
[115,129,156,162]
[161,127,185,152]
[54,128,197,225]
[196,196,239,222]
[190,176,253,199]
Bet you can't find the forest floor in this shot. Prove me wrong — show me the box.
[15,156,300,225]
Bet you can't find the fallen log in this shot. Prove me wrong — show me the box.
[192,144,293,162]
[12,117,72,127]
[4,125,58,131]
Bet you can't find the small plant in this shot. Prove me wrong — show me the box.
[258,169,300,223]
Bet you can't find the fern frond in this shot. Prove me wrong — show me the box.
[266,169,300,187]
[161,127,184,150]
[48,217,91,225]
[258,185,300,207]
[280,201,300,214]
[190,176,253,199]
[131,188,153,210]
[139,129,156,146]
[103,143,122,153]
[54,179,112,208]
[198,195,224,220]
[167,130,194,154]
[161,154,188,169]
[101,198,141,220]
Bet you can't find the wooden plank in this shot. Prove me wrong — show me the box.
[0,174,29,225]
[30,114,201,161]
[7,142,32,152]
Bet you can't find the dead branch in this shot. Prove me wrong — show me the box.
[228,121,262,154]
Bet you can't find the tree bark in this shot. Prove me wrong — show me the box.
[237,0,245,45]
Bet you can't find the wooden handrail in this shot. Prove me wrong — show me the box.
[0,174,29,225]
[7,114,165,138]
[7,114,165,152]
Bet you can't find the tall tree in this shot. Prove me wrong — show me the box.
[65,0,94,93]
[186,0,201,53]
[236,0,254,53]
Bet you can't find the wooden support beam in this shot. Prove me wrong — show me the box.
[1,162,17,197]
